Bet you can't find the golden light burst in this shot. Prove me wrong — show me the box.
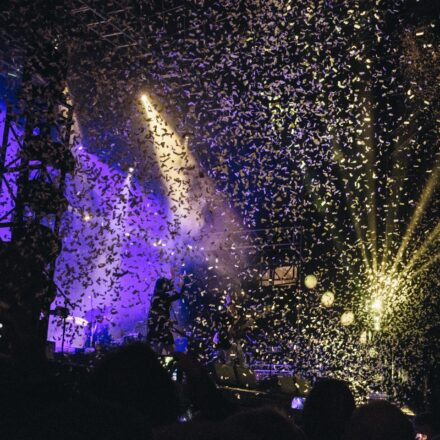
[334,98,439,331]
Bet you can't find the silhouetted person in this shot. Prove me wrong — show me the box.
[415,412,440,440]
[147,277,184,354]
[11,394,152,440]
[88,342,180,427]
[154,420,231,440]
[156,408,306,440]
[226,407,307,440]
[344,400,414,440]
[173,352,237,421]
[213,295,250,366]
[302,377,356,440]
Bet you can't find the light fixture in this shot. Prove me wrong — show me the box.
[321,291,335,307]
[341,311,355,326]
[304,274,318,289]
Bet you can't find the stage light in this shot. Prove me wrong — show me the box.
[371,298,382,312]
[321,291,335,307]
[83,213,91,221]
[128,167,134,173]
[140,92,202,232]
[291,396,305,410]
[304,274,318,289]
[341,311,355,326]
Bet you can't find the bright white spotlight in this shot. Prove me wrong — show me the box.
[371,298,382,312]
[304,274,318,289]
[128,167,134,173]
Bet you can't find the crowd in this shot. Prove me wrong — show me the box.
[0,341,439,440]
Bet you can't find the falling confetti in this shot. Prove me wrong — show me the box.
[0,0,439,405]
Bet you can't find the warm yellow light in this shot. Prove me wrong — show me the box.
[373,315,381,331]
[360,330,368,344]
[371,298,382,311]
[321,291,335,307]
[304,274,318,289]
[401,406,416,417]
[341,311,355,326]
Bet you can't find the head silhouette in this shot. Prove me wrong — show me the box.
[226,407,306,440]
[302,377,356,440]
[344,400,414,440]
[155,277,172,294]
[88,343,179,427]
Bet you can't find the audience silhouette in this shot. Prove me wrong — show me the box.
[302,378,356,440]
[344,400,414,440]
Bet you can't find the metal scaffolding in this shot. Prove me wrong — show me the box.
[0,10,75,351]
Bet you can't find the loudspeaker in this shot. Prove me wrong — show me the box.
[213,363,237,387]
[235,366,257,389]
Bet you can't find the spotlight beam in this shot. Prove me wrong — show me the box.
[412,252,440,278]
[140,93,200,232]
[380,123,414,271]
[403,221,440,273]
[359,99,378,272]
[333,143,371,271]
[392,160,440,272]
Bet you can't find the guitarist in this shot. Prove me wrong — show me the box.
[213,295,249,367]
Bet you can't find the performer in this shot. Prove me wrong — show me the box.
[147,276,185,354]
[213,295,251,367]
